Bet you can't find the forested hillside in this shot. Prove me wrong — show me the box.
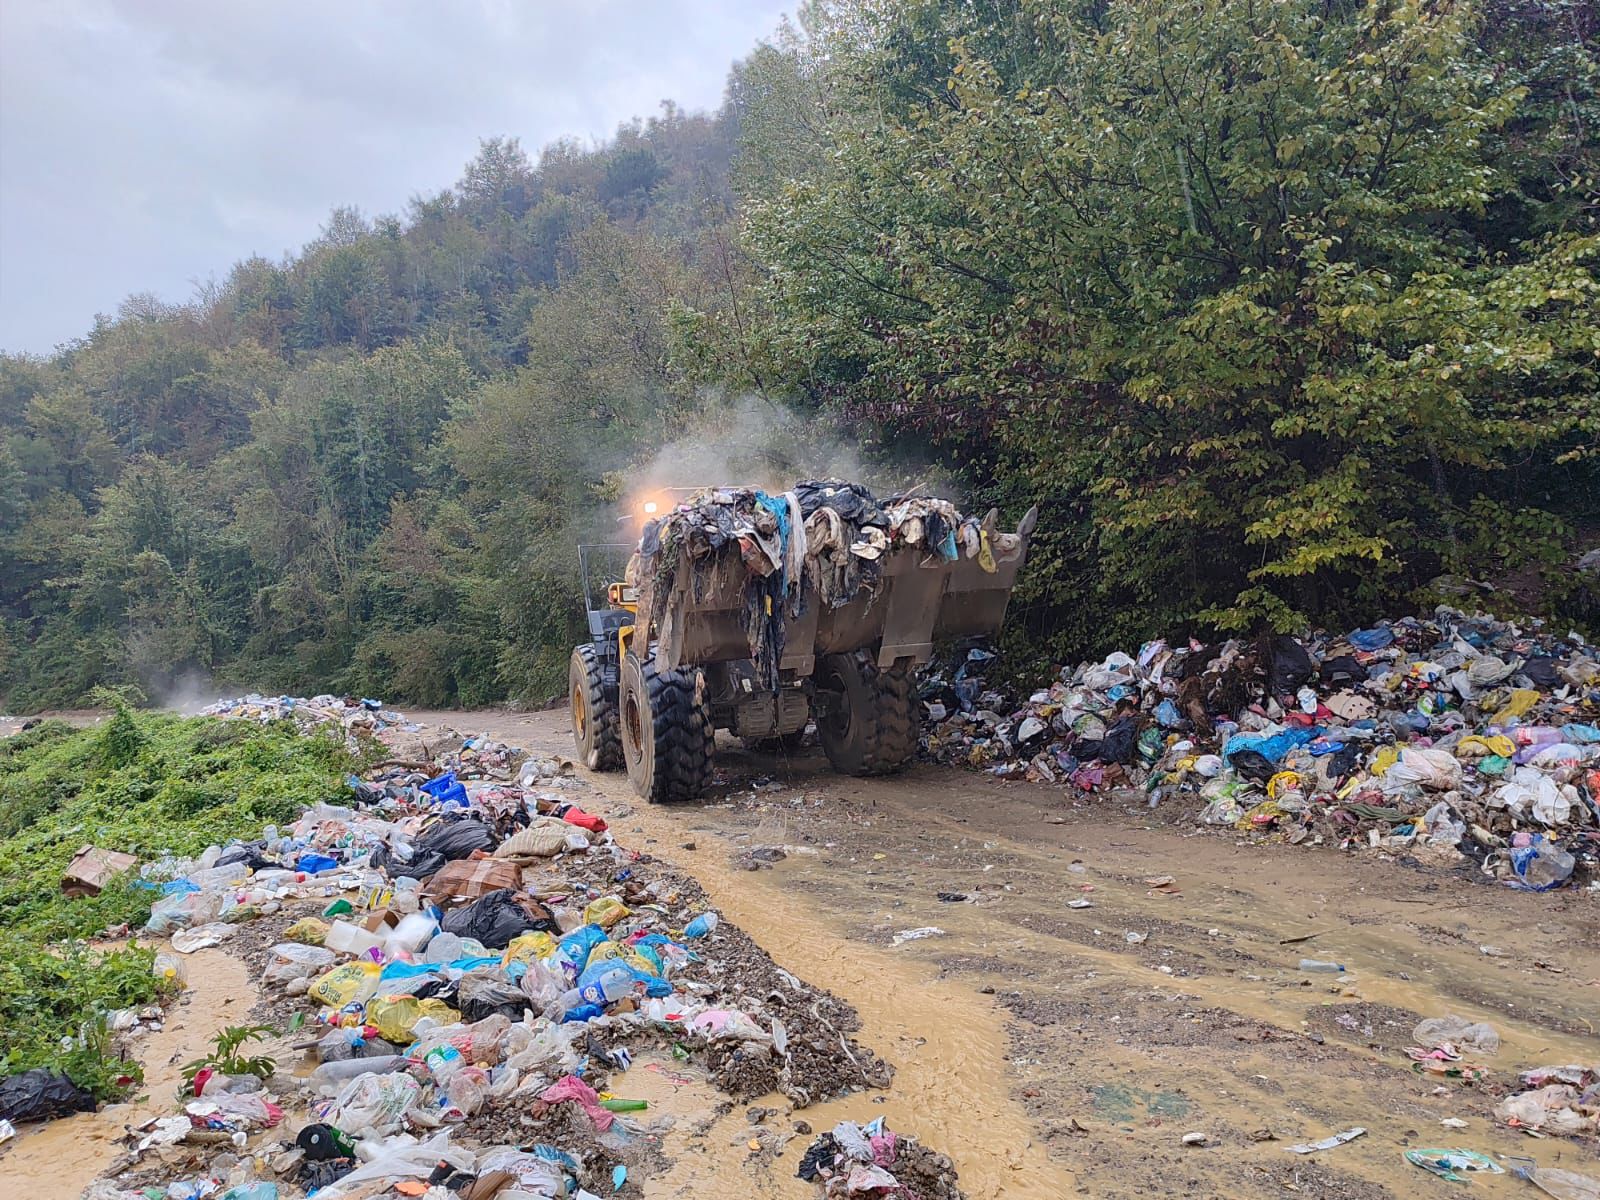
[3,0,1597,712]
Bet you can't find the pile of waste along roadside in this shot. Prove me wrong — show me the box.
[921,607,1600,892]
[637,479,1022,687]
[199,694,418,753]
[69,699,962,1200]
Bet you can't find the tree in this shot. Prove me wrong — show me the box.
[737,0,1600,651]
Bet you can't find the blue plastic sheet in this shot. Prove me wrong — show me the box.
[1222,726,1318,764]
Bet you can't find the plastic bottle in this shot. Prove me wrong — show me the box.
[683,912,719,939]
[424,1043,465,1084]
[309,1054,408,1089]
[1299,958,1346,973]
[152,952,187,987]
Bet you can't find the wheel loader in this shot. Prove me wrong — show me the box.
[569,485,1037,802]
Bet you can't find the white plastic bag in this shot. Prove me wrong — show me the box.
[328,1071,421,1137]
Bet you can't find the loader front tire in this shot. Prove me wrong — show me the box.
[570,644,622,771]
[817,652,917,776]
[620,653,714,803]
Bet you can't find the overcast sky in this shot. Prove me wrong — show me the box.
[0,0,790,355]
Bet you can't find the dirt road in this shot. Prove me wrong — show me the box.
[411,708,1599,1200]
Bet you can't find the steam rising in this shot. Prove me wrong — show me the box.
[635,394,949,500]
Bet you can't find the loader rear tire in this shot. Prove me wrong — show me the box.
[620,653,714,803]
[817,652,917,776]
[570,644,622,771]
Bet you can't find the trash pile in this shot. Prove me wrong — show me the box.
[200,695,417,752]
[56,701,950,1200]
[1494,1064,1599,1137]
[796,1117,961,1198]
[635,480,1022,687]
[921,608,1600,890]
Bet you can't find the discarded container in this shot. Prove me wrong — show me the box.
[61,845,139,897]
[1299,959,1345,973]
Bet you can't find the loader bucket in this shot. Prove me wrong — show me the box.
[650,505,1036,676]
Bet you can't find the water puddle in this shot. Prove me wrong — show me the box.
[5,947,259,1200]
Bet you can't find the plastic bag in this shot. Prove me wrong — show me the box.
[1382,748,1462,792]
[0,1069,96,1122]
[501,931,558,966]
[439,889,551,949]
[309,961,384,1009]
[285,917,330,945]
[1414,1016,1500,1056]
[327,1071,420,1137]
[582,897,630,929]
[456,975,531,1023]
[313,1129,468,1198]
[553,924,610,975]
[1421,801,1466,849]
[1507,836,1576,892]
[407,819,497,879]
[146,890,221,934]
[441,1066,488,1119]
[365,996,460,1044]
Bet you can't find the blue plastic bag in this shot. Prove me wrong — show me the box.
[295,852,338,874]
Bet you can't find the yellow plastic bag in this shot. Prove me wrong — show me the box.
[1371,746,1400,776]
[502,931,558,966]
[308,961,383,1009]
[365,995,460,1043]
[1456,734,1514,759]
[1267,771,1301,800]
[585,940,621,964]
[1489,689,1539,727]
[583,897,630,930]
[619,950,660,977]
[285,917,330,945]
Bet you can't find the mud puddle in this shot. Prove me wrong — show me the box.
[4,947,262,1200]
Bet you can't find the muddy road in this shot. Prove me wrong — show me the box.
[409,707,1600,1200]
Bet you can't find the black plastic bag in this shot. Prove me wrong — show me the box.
[1230,749,1277,782]
[439,888,552,948]
[215,843,277,872]
[1520,656,1560,688]
[1078,714,1139,764]
[407,818,498,880]
[1319,655,1365,687]
[456,974,530,1022]
[0,1069,96,1122]
[1266,635,1313,695]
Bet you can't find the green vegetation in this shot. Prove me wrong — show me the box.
[182,1024,278,1094]
[1,1,1595,711]
[0,710,352,1097]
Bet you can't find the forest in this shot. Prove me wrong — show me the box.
[2,0,1596,713]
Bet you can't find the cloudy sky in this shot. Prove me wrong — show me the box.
[0,0,791,355]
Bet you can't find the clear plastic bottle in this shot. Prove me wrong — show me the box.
[424,1043,465,1085]
[547,963,640,1019]
[1299,958,1346,973]
[309,1054,408,1089]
